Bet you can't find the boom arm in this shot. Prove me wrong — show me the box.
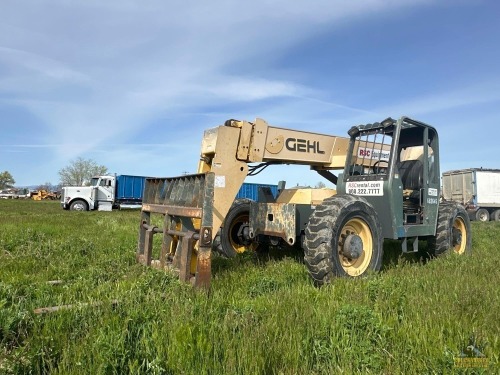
[198,118,350,170]
[196,118,352,239]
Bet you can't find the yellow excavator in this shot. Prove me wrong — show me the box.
[31,190,60,201]
[137,117,471,288]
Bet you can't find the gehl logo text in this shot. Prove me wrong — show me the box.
[285,138,325,154]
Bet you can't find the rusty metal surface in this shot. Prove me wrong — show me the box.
[160,217,175,268]
[178,232,195,282]
[194,244,211,289]
[143,174,209,209]
[199,227,212,246]
[165,229,200,239]
[137,211,150,260]
[249,203,298,245]
[136,173,214,289]
[143,227,154,266]
[142,204,203,218]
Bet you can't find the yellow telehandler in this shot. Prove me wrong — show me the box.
[137,117,471,288]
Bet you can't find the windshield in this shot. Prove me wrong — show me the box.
[347,126,392,178]
[90,178,99,186]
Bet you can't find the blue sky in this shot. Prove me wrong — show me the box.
[1,0,499,187]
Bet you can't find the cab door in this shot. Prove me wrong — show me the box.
[396,125,440,235]
[96,178,114,202]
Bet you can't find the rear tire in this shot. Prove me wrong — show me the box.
[70,200,88,211]
[303,195,383,285]
[428,202,471,256]
[475,208,489,222]
[213,199,258,258]
[492,209,500,222]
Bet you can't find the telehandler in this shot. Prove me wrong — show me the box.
[137,116,471,288]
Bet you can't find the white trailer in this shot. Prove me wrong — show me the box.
[442,168,500,221]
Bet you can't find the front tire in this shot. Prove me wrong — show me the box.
[70,200,88,211]
[303,195,383,285]
[214,199,258,258]
[428,202,471,256]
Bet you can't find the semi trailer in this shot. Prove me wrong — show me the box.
[442,168,500,221]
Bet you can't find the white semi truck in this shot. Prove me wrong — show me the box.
[442,168,500,221]
[61,174,147,211]
[61,174,279,212]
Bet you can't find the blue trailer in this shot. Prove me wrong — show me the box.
[115,175,147,202]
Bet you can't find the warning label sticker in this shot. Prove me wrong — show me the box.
[346,181,384,196]
[215,176,226,188]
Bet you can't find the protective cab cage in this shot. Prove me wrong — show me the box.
[345,117,439,208]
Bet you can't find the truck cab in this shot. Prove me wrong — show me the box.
[90,176,115,204]
[61,175,117,211]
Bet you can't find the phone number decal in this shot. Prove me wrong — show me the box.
[346,181,384,196]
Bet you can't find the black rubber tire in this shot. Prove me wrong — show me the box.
[70,200,88,211]
[492,209,500,222]
[213,199,257,258]
[475,208,490,222]
[303,195,383,285]
[428,202,471,256]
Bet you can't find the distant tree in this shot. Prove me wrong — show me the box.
[315,181,326,188]
[58,157,108,186]
[0,171,15,189]
[37,182,61,192]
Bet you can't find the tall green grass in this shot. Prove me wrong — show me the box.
[1,200,499,374]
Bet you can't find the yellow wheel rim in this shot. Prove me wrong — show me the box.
[338,217,373,276]
[229,214,258,253]
[453,217,467,254]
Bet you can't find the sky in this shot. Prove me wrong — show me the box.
[1,0,499,188]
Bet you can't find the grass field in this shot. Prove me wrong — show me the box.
[1,200,499,374]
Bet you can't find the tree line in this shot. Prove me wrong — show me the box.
[2,158,332,191]
[0,157,108,190]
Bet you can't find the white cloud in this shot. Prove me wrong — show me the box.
[0,47,90,83]
[376,83,500,118]
[1,0,445,184]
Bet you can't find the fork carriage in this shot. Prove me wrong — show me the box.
[136,173,215,288]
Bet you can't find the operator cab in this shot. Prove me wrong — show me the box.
[341,117,440,240]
